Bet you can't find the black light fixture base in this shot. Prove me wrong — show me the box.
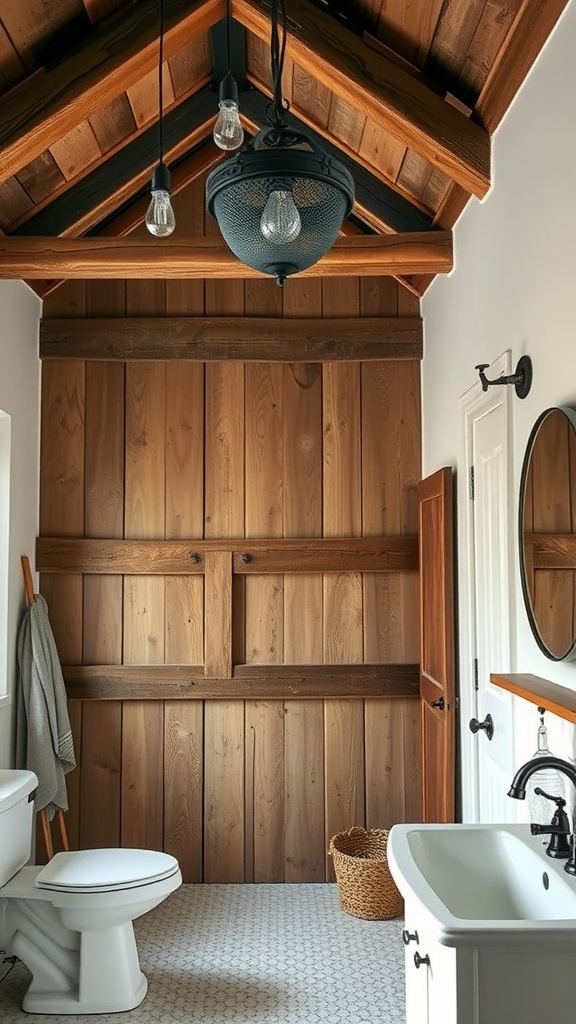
[475,355,533,399]
[514,355,532,399]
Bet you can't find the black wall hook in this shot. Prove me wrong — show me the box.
[475,355,532,399]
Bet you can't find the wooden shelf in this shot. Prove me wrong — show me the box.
[490,673,576,724]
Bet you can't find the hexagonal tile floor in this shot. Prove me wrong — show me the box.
[0,884,405,1023]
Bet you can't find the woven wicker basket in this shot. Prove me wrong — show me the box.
[329,827,403,921]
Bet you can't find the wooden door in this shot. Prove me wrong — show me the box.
[418,467,455,822]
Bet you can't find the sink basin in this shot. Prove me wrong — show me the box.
[387,823,576,945]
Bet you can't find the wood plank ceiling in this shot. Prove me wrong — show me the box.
[0,0,569,294]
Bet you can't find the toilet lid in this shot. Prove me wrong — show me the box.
[35,849,180,893]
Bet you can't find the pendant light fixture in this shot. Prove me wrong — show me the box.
[146,0,175,237]
[206,0,354,285]
[213,0,244,151]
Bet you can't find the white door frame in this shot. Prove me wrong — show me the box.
[458,351,516,821]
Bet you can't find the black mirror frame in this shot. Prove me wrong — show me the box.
[518,405,576,662]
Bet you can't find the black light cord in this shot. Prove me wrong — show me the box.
[158,0,164,164]
[269,0,288,129]
[226,0,231,74]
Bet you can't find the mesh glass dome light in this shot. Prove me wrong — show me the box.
[206,0,354,286]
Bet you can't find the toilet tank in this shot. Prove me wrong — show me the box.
[0,770,37,885]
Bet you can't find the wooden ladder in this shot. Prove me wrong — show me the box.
[21,554,70,860]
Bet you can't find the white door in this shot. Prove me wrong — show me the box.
[460,353,517,823]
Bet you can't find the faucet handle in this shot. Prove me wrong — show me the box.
[534,787,566,809]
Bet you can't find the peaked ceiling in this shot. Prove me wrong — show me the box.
[0,0,569,295]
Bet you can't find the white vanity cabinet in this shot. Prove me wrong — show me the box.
[401,901,576,1024]
[402,904,459,1024]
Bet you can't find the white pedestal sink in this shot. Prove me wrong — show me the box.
[388,823,576,1024]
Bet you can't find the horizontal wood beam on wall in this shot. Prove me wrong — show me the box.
[0,0,223,185]
[40,316,423,361]
[232,0,490,198]
[36,536,419,574]
[0,233,453,279]
[62,663,420,700]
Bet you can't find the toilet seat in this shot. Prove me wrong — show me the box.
[34,848,180,893]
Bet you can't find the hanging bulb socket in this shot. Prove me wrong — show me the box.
[219,71,239,106]
[151,161,171,193]
[213,72,244,151]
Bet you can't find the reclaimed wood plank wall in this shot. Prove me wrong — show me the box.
[38,176,423,883]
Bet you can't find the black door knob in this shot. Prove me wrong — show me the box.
[431,697,445,710]
[414,952,430,968]
[469,713,494,741]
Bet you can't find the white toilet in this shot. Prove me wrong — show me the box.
[0,769,182,1014]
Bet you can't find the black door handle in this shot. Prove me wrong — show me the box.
[469,713,494,741]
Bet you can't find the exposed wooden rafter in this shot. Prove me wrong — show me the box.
[40,315,423,361]
[0,232,453,278]
[0,0,224,186]
[232,0,491,198]
[240,91,433,235]
[13,88,218,237]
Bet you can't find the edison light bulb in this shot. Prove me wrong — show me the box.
[145,162,175,237]
[146,189,175,237]
[213,99,244,151]
[260,190,301,245]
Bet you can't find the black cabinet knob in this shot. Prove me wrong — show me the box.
[469,713,494,741]
[431,697,445,710]
[402,929,419,945]
[414,952,430,969]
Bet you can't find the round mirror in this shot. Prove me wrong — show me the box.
[519,407,576,661]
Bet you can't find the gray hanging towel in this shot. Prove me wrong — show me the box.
[17,594,76,820]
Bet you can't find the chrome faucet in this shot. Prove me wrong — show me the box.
[508,755,576,874]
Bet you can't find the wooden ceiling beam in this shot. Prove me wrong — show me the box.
[0,0,223,186]
[0,232,453,279]
[232,0,490,198]
[40,315,423,361]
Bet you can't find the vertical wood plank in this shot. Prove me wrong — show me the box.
[121,701,164,850]
[245,363,284,664]
[205,363,245,538]
[83,361,124,664]
[204,550,232,678]
[39,358,85,664]
[365,699,406,829]
[362,361,421,662]
[282,356,323,663]
[124,363,166,665]
[164,702,203,882]
[165,362,205,665]
[284,701,325,881]
[324,698,365,878]
[245,701,285,882]
[79,702,121,849]
[204,701,245,882]
[322,360,363,663]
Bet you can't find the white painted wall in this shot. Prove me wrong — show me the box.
[422,0,576,805]
[0,281,41,766]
